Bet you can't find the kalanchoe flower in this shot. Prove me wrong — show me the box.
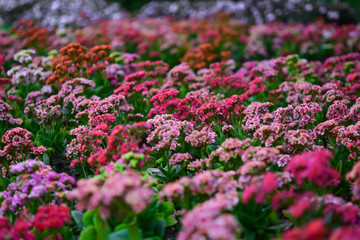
[9,159,50,175]
[66,125,108,168]
[178,192,241,240]
[88,122,151,169]
[283,129,316,154]
[254,122,285,147]
[146,114,194,151]
[335,122,360,147]
[185,126,216,148]
[285,150,340,188]
[0,127,45,163]
[33,204,71,232]
[148,88,179,117]
[242,102,273,132]
[75,94,133,120]
[169,153,192,165]
[205,138,251,169]
[69,170,154,219]
[0,99,23,125]
[277,218,329,240]
[216,95,246,122]
[0,210,35,240]
[346,162,360,201]
[326,100,350,122]
[283,194,360,224]
[7,56,50,86]
[14,49,35,65]
[162,62,198,89]
[330,225,360,240]
[273,102,322,129]
[58,78,96,110]
[314,119,339,137]
[0,168,75,215]
[160,170,237,204]
[242,172,279,204]
[24,100,61,125]
[241,146,280,165]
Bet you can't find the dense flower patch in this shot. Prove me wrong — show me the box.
[2,14,360,240]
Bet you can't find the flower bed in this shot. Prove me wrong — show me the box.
[1,16,360,240]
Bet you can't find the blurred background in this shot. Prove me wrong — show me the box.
[1,0,360,28]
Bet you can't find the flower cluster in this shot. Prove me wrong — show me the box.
[0,165,74,215]
[0,127,46,164]
[69,170,154,219]
[0,211,34,240]
[2,10,360,240]
[0,99,22,125]
[285,151,340,188]
[33,205,71,232]
[146,114,194,151]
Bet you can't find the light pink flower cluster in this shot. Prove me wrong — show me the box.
[146,114,194,151]
[254,122,285,147]
[346,162,360,200]
[242,102,273,132]
[283,129,316,154]
[75,94,133,120]
[241,146,280,165]
[178,192,241,240]
[66,125,108,168]
[24,101,61,125]
[0,127,46,163]
[335,121,360,147]
[272,103,321,129]
[169,153,192,165]
[184,126,216,148]
[58,78,96,111]
[160,170,237,203]
[326,100,350,122]
[314,119,339,137]
[194,138,251,170]
[162,62,198,89]
[69,170,154,219]
[0,99,23,125]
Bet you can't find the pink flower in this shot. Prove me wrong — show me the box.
[285,150,340,187]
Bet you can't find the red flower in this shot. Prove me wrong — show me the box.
[285,150,340,188]
[34,205,71,232]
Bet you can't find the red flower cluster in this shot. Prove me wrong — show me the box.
[33,205,71,232]
[285,151,340,187]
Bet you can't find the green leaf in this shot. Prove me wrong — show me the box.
[147,168,166,178]
[0,178,5,191]
[60,226,75,240]
[83,211,95,227]
[152,219,165,237]
[114,223,128,232]
[159,202,174,217]
[108,229,131,240]
[94,211,110,240]
[79,226,96,240]
[71,210,85,229]
[164,215,177,227]
[206,145,217,154]
[43,152,50,165]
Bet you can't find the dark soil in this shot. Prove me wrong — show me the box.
[164,226,177,240]
[52,155,80,179]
